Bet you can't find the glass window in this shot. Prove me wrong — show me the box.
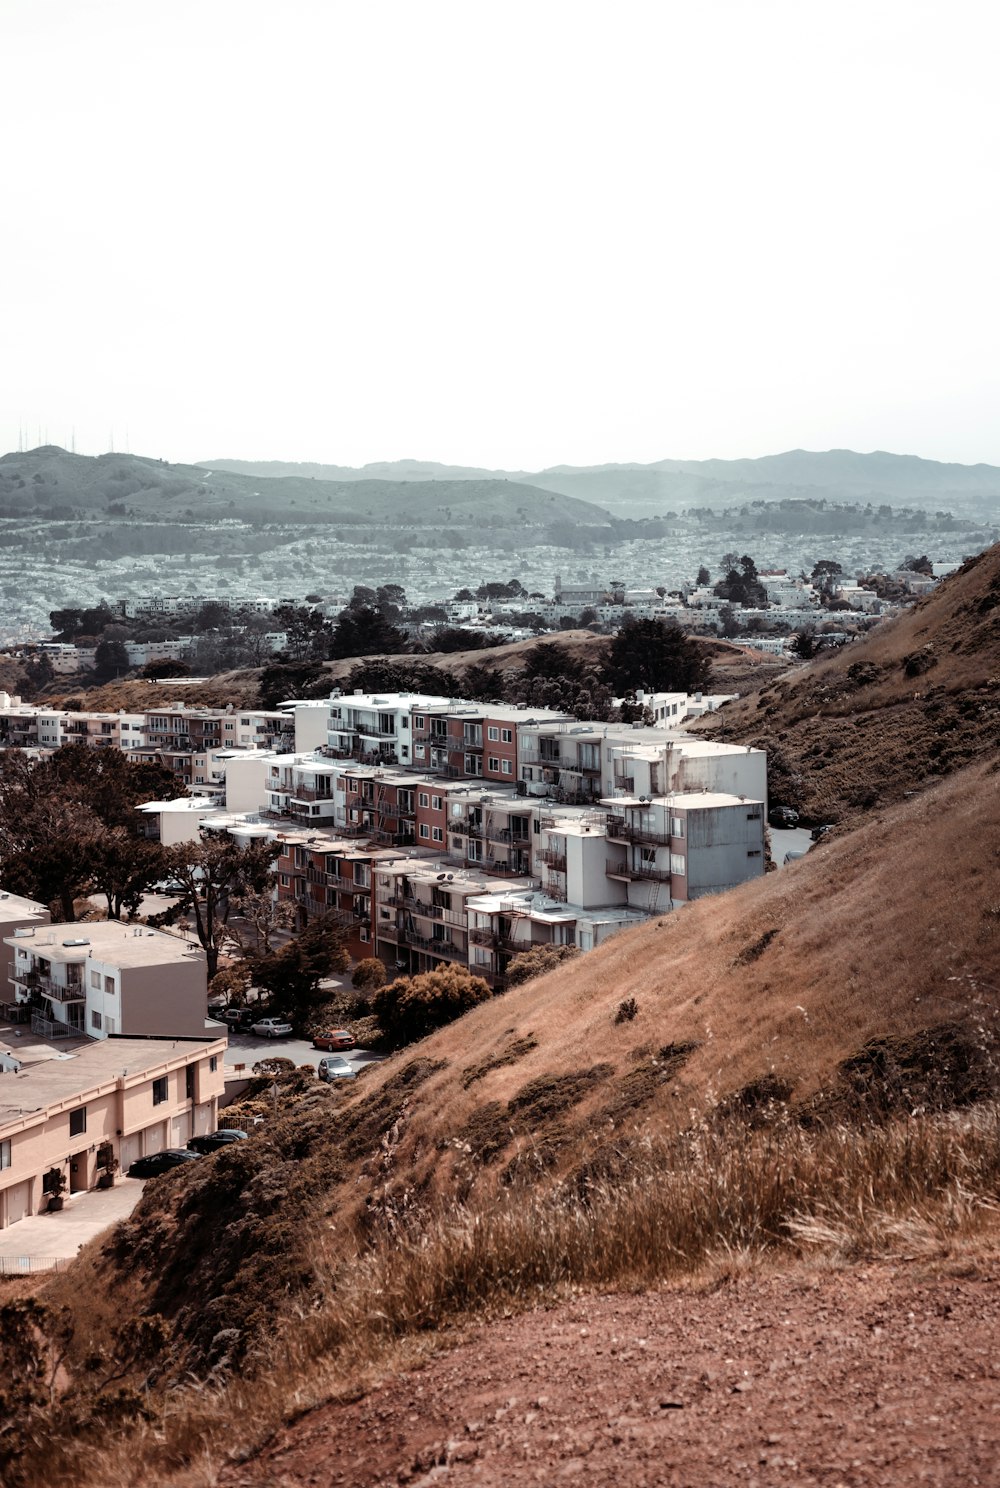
[501,728,513,743]
[90,1010,102,1031]
[670,853,686,875]
[431,795,442,810]
[488,756,500,772]
[209,1056,217,1073]
[418,792,430,808]
[501,760,513,775]
[419,823,429,839]
[152,1076,168,1105]
[487,726,499,741]
[186,1065,195,1099]
[432,826,443,842]
[90,970,101,989]
[0,1139,10,1170]
[69,1107,87,1136]
[104,976,115,995]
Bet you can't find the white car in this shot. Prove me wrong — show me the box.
[318,1055,355,1082]
[251,1018,293,1038]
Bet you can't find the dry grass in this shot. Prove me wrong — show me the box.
[25,1103,1000,1488]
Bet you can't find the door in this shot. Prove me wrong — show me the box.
[143,1122,166,1156]
[2,1180,31,1227]
[171,1112,192,1146]
[193,1102,213,1136]
[120,1133,142,1170]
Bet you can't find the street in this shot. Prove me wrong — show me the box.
[769,824,814,865]
[224,1032,384,1075]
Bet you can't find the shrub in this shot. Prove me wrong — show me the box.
[504,944,580,988]
[614,997,639,1024]
[352,957,387,992]
[373,965,493,1044]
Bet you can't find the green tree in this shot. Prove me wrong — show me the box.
[329,606,408,660]
[696,565,711,586]
[603,619,712,695]
[93,638,130,681]
[151,837,280,978]
[253,911,349,1028]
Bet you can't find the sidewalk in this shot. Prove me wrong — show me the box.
[0,1177,145,1271]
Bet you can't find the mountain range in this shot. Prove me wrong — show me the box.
[203,448,1000,521]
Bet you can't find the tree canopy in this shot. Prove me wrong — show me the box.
[604,619,713,696]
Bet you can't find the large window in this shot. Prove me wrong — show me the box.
[152,1076,168,1106]
[69,1107,87,1137]
[0,1139,9,1169]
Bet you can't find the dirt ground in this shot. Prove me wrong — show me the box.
[221,1255,1000,1487]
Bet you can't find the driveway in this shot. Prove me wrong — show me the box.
[769,825,813,865]
[0,1177,145,1271]
[225,1033,383,1075]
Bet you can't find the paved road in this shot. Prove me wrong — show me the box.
[769,825,814,865]
[0,1178,146,1268]
[224,1033,383,1074]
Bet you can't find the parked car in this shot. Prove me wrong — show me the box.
[768,806,800,828]
[187,1129,249,1154]
[127,1149,202,1178]
[783,848,808,865]
[810,823,834,842]
[251,1017,294,1038]
[223,1008,256,1030]
[318,1055,355,1082]
[312,1029,356,1051]
[153,879,188,896]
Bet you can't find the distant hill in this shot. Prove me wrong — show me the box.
[0,447,611,528]
[203,447,1000,521]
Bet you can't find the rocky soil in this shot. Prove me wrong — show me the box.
[222,1254,1000,1487]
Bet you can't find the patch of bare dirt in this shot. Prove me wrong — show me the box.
[222,1255,1000,1487]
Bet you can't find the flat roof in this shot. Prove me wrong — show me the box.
[135,797,221,815]
[5,922,207,970]
[0,891,50,920]
[0,1034,226,1122]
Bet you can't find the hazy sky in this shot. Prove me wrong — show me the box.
[2,1,998,470]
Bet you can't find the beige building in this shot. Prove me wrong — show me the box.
[0,892,51,1013]
[5,922,210,1042]
[0,1033,226,1227]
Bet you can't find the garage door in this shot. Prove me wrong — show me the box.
[193,1102,213,1136]
[143,1122,166,1156]
[2,1180,31,1228]
[171,1112,192,1146]
[120,1133,142,1170]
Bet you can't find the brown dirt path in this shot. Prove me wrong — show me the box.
[221,1259,1000,1487]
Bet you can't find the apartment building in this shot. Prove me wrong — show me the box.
[603,792,765,905]
[0,892,51,1013]
[328,691,454,766]
[0,1034,226,1228]
[373,859,536,978]
[5,922,210,1043]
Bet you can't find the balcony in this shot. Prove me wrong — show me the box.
[292,784,335,803]
[519,745,562,766]
[403,932,467,960]
[19,971,85,1003]
[612,775,635,794]
[605,857,671,884]
[604,816,672,846]
[537,848,567,871]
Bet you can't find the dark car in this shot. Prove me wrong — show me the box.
[127,1149,202,1178]
[768,806,800,828]
[222,1008,256,1030]
[187,1129,249,1155]
[810,823,834,842]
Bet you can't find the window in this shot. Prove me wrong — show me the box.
[487,726,499,741]
[280,873,290,887]
[415,743,426,759]
[90,1010,102,1031]
[431,794,442,810]
[419,823,430,839]
[413,714,425,729]
[501,728,512,744]
[671,817,685,838]
[104,976,115,995]
[0,1139,9,1170]
[69,1107,87,1136]
[418,791,429,808]
[186,1066,195,1099]
[488,756,500,772]
[670,853,686,875]
[348,779,358,793]
[451,836,464,850]
[152,1077,168,1105]
[90,970,101,989]
[501,760,513,775]
[209,1056,217,1073]
[747,848,762,857]
[432,826,443,843]
[359,927,369,943]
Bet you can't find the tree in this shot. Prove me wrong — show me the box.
[208,963,253,1007]
[150,837,280,978]
[141,659,190,680]
[352,957,387,992]
[329,605,408,660]
[372,965,493,1045]
[603,619,713,695]
[225,884,296,958]
[789,625,821,660]
[504,944,580,988]
[0,744,177,920]
[696,566,711,587]
[93,638,130,682]
[252,911,349,1028]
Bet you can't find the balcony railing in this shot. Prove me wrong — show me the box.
[403,932,467,960]
[19,972,85,1003]
[518,746,562,766]
[604,816,672,846]
[291,784,335,802]
[605,857,671,884]
[537,848,567,870]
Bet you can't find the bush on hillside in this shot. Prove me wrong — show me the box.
[352,957,387,992]
[504,943,581,988]
[373,965,494,1044]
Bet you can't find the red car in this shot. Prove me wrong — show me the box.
[312,1029,356,1051]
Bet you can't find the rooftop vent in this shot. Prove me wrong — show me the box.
[61,937,90,947]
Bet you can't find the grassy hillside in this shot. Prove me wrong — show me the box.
[695,541,1000,824]
[0,447,610,528]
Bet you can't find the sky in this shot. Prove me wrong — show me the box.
[2,0,998,471]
